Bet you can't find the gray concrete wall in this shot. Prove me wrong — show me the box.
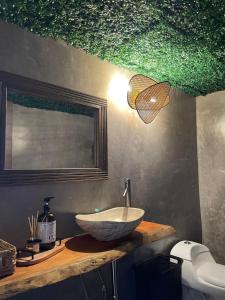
[197,91,225,263]
[0,21,201,248]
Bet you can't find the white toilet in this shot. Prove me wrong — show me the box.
[171,241,225,300]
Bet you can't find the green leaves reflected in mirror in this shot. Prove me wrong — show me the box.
[0,72,108,185]
[8,89,95,118]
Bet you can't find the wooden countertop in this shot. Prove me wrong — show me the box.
[0,221,175,299]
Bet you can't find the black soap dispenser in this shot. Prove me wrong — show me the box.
[38,197,56,251]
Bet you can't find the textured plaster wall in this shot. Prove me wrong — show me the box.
[197,91,225,263]
[0,21,201,248]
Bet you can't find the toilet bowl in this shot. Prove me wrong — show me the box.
[171,241,225,300]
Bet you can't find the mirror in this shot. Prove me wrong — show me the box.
[0,72,107,184]
[6,89,96,169]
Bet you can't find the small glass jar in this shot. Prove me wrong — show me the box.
[26,239,41,253]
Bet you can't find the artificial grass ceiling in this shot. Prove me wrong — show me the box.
[0,0,224,96]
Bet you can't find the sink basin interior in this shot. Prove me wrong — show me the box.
[76,207,144,223]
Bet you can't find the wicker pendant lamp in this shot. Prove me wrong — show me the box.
[127,74,171,124]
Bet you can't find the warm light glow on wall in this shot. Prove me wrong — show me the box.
[107,74,130,111]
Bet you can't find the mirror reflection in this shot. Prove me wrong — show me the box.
[5,89,96,170]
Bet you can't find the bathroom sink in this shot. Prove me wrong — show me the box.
[75,207,145,241]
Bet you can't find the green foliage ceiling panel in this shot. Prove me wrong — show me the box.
[0,0,224,96]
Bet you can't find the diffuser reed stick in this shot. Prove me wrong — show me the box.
[28,211,39,240]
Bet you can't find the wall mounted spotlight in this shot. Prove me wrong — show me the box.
[127,74,171,124]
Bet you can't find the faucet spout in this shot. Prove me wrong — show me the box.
[122,178,131,207]
[123,185,128,198]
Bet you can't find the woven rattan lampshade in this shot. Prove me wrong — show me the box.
[127,74,171,124]
[127,74,157,109]
[135,81,171,124]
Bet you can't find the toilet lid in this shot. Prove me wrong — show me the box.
[198,262,225,289]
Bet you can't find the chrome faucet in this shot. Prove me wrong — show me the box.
[123,178,131,207]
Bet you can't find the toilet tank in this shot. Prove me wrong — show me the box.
[171,241,210,262]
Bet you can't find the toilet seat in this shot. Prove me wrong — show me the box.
[197,262,225,289]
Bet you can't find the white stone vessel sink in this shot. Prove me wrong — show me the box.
[75,207,145,241]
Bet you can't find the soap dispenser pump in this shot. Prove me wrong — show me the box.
[38,197,56,251]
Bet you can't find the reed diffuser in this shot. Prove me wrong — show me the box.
[27,211,41,253]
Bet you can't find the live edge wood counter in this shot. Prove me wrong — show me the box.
[0,221,175,299]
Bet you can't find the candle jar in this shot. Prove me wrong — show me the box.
[26,239,41,254]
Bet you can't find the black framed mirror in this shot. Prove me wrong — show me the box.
[0,71,107,185]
